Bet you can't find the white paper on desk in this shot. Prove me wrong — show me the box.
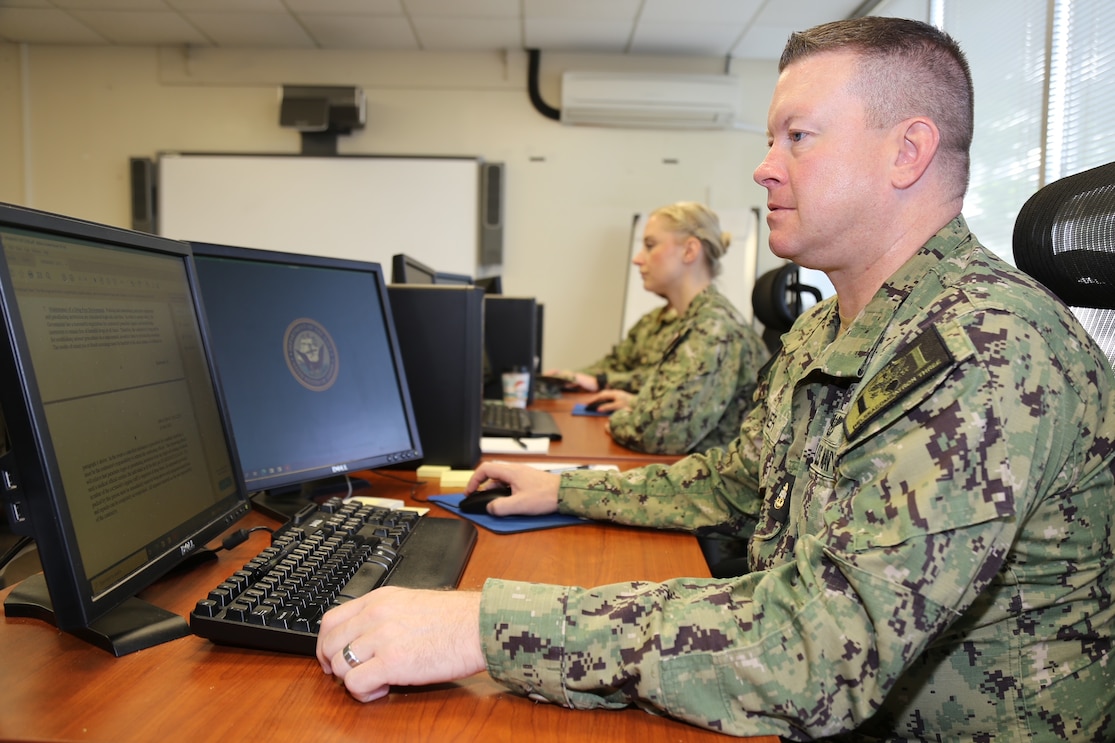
[480,436,551,454]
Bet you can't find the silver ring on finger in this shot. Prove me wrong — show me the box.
[342,642,364,669]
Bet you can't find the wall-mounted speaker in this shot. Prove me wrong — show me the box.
[478,161,504,268]
[130,157,156,234]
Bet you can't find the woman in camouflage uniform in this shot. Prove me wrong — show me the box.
[554,202,768,454]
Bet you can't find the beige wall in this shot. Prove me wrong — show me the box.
[0,42,779,370]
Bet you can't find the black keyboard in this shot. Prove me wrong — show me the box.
[481,399,533,437]
[190,497,477,655]
[480,400,563,440]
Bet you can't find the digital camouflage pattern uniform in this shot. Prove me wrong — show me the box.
[607,285,769,455]
[578,303,682,393]
[479,217,1115,741]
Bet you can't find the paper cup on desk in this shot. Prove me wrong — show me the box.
[501,369,530,408]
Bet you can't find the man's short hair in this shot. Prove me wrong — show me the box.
[780,17,974,198]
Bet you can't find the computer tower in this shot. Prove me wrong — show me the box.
[483,296,540,403]
[387,285,485,469]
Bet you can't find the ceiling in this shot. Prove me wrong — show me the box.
[0,0,876,61]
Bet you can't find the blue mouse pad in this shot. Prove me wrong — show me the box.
[430,493,586,534]
[572,403,612,417]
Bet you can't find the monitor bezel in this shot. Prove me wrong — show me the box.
[434,270,473,286]
[190,241,424,495]
[474,275,503,294]
[0,202,250,639]
[390,253,437,285]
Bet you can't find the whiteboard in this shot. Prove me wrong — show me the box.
[156,153,481,276]
[620,207,760,337]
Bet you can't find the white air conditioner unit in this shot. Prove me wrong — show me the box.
[560,71,743,130]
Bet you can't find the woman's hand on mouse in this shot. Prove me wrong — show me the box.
[465,462,560,517]
[587,390,634,413]
[545,369,599,392]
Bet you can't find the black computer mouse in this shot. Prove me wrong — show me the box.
[585,399,605,412]
[458,485,514,514]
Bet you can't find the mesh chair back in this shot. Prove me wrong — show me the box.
[1014,161,1115,368]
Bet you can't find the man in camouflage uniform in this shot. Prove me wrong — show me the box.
[605,283,768,454]
[317,17,1115,741]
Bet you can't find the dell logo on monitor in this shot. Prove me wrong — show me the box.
[331,464,349,474]
[179,540,195,556]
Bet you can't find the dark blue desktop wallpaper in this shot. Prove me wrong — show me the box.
[194,255,415,487]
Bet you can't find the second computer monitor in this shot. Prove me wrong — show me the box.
[192,243,423,502]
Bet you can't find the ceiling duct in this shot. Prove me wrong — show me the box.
[559,71,743,130]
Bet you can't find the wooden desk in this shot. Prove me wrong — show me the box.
[0,475,776,743]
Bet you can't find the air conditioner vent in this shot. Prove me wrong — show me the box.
[560,71,743,130]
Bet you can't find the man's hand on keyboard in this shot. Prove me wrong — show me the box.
[465,462,561,517]
[317,587,484,703]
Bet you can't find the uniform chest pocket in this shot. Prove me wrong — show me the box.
[824,327,1014,551]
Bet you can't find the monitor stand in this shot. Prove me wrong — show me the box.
[249,475,373,522]
[3,573,190,657]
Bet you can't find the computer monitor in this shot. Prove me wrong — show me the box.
[191,242,422,515]
[433,270,473,286]
[387,285,484,469]
[390,253,436,285]
[474,275,503,294]
[0,203,248,656]
[483,296,541,402]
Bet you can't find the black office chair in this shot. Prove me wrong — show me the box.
[1014,161,1115,369]
[751,262,823,354]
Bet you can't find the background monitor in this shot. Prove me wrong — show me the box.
[390,253,436,284]
[433,270,472,286]
[191,242,422,516]
[474,275,502,294]
[483,296,542,403]
[387,285,484,469]
[0,203,248,655]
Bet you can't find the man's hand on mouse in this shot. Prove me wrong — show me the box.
[465,462,561,517]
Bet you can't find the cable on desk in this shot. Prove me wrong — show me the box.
[177,525,275,573]
[219,525,274,551]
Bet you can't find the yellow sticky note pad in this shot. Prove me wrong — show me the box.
[439,469,475,490]
[416,465,451,481]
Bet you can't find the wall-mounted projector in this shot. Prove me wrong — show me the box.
[279,85,366,133]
